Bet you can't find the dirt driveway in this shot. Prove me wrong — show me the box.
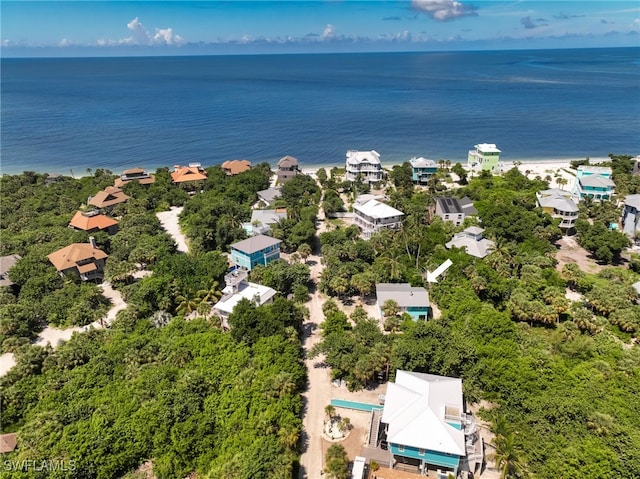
[555,236,603,274]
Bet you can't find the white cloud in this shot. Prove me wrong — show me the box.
[632,18,640,30]
[127,17,151,44]
[323,24,335,39]
[412,0,478,21]
[153,27,183,45]
[58,38,71,47]
[95,17,185,46]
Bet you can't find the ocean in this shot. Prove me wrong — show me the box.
[1,47,639,176]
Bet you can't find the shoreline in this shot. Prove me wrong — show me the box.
[1,156,611,179]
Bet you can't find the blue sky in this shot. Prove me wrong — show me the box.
[2,1,639,56]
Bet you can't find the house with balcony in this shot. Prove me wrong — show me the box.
[446,226,495,259]
[68,210,119,235]
[376,283,430,320]
[410,157,438,184]
[114,167,155,188]
[622,194,640,239]
[221,159,252,176]
[353,197,404,239]
[276,155,301,184]
[230,234,281,271]
[467,143,500,173]
[213,269,277,322]
[379,370,482,478]
[434,197,477,226]
[536,188,579,232]
[243,209,287,236]
[47,237,108,282]
[345,150,384,184]
[573,165,615,201]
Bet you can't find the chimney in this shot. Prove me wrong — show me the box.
[89,236,97,249]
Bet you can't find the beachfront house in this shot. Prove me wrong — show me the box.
[353,197,404,239]
[445,226,495,259]
[0,254,21,288]
[345,150,384,184]
[114,167,155,188]
[410,157,438,184]
[171,163,208,183]
[622,195,640,239]
[243,209,287,236]
[573,165,615,201]
[230,234,281,271]
[536,188,579,232]
[468,143,501,173]
[47,237,108,282]
[376,283,430,320]
[378,371,483,478]
[88,186,130,212]
[276,155,301,184]
[221,159,252,176]
[434,197,477,226]
[68,210,119,235]
[213,269,277,321]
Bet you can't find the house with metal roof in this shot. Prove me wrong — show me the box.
[243,209,287,236]
[536,188,579,232]
[276,155,301,184]
[47,237,108,282]
[353,198,404,239]
[345,150,384,184]
[573,165,615,201]
[410,157,438,184]
[230,234,281,271]
[257,187,282,207]
[467,143,501,173]
[214,270,277,321]
[445,226,495,258]
[622,194,640,239]
[434,197,477,226]
[379,371,482,478]
[376,283,430,320]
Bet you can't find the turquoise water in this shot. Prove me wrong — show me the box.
[330,398,382,412]
[2,47,639,175]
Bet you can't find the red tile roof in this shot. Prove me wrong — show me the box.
[68,211,119,231]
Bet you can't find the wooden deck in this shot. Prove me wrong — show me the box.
[369,467,444,479]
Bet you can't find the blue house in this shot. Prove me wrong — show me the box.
[573,165,615,201]
[376,283,430,320]
[380,371,482,478]
[230,234,281,271]
[410,157,438,184]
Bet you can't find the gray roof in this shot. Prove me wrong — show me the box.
[376,283,429,308]
[257,187,282,204]
[579,175,615,188]
[536,189,579,212]
[446,234,495,258]
[0,254,21,287]
[250,209,287,225]
[277,155,299,168]
[231,234,281,254]
[625,194,640,210]
[436,196,477,215]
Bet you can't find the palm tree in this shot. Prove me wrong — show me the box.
[175,292,199,316]
[324,404,336,422]
[297,243,312,263]
[382,299,400,318]
[491,416,528,479]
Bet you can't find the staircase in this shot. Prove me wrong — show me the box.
[368,408,382,447]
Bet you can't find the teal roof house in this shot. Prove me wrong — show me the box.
[573,165,615,201]
[379,371,483,478]
[376,283,430,320]
[230,234,281,271]
[410,157,438,184]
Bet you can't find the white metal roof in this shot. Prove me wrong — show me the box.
[410,157,437,168]
[214,281,277,315]
[376,283,429,308]
[346,150,381,165]
[474,143,500,153]
[353,199,403,220]
[381,371,465,456]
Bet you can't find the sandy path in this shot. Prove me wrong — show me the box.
[0,282,127,377]
[156,206,189,253]
[299,252,331,478]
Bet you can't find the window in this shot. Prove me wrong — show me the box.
[419,448,425,456]
[398,445,404,452]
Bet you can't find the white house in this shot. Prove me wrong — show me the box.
[214,269,277,322]
[353,197,404,239]
[445,226,495,258]
[345,150,384,184]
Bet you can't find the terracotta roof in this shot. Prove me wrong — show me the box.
[221,160,252,175]
[0,433,17,453]
[171,166,208,183]
[48,243,108,272]
[114,168,155,188]
[88,186,130,208]
[68,211,119,231]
